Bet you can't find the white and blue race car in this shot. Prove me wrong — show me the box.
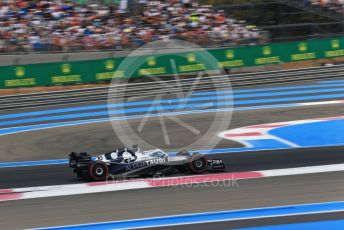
[69,146,225,180]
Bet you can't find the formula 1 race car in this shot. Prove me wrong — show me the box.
[68,146,225,180]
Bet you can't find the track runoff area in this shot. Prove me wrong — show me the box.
[0,79,343,229]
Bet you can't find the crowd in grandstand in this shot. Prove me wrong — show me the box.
[304,0,344,13]
[0,0,266,53]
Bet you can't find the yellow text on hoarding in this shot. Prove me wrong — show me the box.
[325,50,344,58]
[290,52,316,61]
[178,64,205,72]
[138,67,166,76]
[51,75,81,83]
[218,60,244,68]
[254,56,280,65]
[4,78,37,87]
[96,71,124,80]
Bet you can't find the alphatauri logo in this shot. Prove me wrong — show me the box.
[126,158,166,171]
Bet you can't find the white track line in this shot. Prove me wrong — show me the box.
[1,163,344,202]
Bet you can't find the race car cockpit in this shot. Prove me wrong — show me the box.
[101,147,167,164]
[104,148,137,163]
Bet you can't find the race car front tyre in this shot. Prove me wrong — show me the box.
[89,162,109,181]
[189,155,207,174]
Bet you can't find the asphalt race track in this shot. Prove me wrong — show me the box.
[1,171,344,229]
[0,103,343,162]
[0,80,343,229]
[0,145,343,189]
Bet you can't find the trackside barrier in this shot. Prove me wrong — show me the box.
[0,64,344,110]
[1,36,344,88]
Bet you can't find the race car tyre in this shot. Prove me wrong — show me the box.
[89,162,109,181]
[189,155,207,174]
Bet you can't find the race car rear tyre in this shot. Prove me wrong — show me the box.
[189,155,207,174]
[89,162,109,181]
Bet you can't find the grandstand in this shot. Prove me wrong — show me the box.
[1,0,344,53]
[0,0,266,53]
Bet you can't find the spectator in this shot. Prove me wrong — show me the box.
[0,0,266,53]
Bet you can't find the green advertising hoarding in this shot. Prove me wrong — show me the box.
[1,36,344,88]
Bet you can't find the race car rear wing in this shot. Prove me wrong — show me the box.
[69,152,92,169]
